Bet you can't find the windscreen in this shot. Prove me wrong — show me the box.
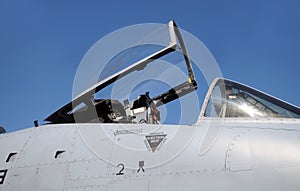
[204,79,300,118]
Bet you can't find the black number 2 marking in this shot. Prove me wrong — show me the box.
[116,163,124,175]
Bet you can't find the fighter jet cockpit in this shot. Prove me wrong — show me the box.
[44,21,300,126]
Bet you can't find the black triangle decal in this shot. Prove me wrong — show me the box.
[146,134,167,152]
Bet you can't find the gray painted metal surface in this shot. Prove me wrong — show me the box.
[1,118,300,191]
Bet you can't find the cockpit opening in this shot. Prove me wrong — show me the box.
[44,20,200,125]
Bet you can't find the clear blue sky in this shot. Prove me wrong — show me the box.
[1,0,300,132]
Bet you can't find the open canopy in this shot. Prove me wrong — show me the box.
[45,20,198,124]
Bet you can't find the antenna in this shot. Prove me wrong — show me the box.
[34,120,39,127]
